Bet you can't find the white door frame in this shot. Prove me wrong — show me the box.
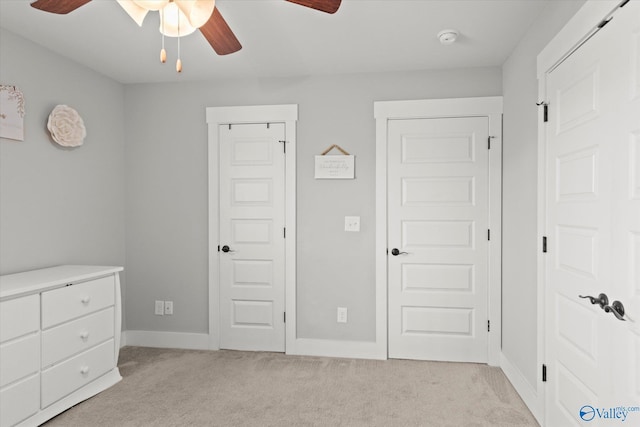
[536,0,629,423]
[206,104,298,351]
[374,97,503,365]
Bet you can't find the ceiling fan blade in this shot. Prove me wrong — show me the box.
[199,7,242,56]
[30,0,92,14]
[285,0,341,14]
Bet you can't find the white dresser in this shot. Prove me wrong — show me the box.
[0,265,123,427]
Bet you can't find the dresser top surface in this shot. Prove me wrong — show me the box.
[0,265,123,300]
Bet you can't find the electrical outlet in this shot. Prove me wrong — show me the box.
[344,216,360,232]
[155,300,164,316]
[164,300,173,315]
[337,307,348,323]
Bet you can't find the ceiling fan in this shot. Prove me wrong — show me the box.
[29,0,342,56]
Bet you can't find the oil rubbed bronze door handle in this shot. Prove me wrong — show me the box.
[579,293,609,309]
[604,300,626,321]
[390,248,409,256]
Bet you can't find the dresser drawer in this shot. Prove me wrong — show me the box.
[0,373,39,427]
[0,333,40,388]
[0,295,39,343]
[42,307,115,368]
[42,275,114,329]
[41,339,115,408]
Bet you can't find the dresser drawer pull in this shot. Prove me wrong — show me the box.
[80,366,90,375]
[79,331,90,341]
[80,296,91,305]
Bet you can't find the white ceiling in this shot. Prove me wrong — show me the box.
[0,0,551,84]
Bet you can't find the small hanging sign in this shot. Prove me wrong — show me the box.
[314,144,355,179]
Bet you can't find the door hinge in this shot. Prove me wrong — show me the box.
[283,227,286,238]
[488,137,491,150]
[542,364,547,382]
[284,312,286,323]
[538,102,548,122]
[217,245,220,252]
[487,320,490,332]
[597,17,612,29]
[542,236,548,253]
[487,229,491,241]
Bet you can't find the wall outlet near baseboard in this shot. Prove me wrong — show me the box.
[344,216,360,232]
[337,307,348,323]
[155,300,164,316]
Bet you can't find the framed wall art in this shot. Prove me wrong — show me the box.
[0,85,25,141]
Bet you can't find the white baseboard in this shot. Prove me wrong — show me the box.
[500,352,543,426]
[122,330,210,350]
[120,332,386,360]
[287,338,386,360]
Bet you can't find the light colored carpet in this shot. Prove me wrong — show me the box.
[44,346,539,426]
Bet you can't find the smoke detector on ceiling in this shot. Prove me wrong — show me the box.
[437,29,459,45]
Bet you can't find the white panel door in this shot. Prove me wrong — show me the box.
[388,116,489,362]
[219,123,286,352]
[545,2,640,425]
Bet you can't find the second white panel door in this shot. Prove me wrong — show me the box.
[219,123,286,352]
[388,116,490,362]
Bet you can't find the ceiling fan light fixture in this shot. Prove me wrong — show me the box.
[132,0,170,11]
[159,2,197,37]
[437,29,459,45]
[174,0,215,29]
[116,0,149,26]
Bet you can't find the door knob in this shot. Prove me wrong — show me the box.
[603,300,626,321]
[578,293,608,309]
[221,245,234,253]
[391,248,408,256]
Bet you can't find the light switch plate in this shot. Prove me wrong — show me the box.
[345,216,360,232]
[337,307,348,323]
[155,300,164,316]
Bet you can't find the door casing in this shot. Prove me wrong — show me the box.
[374,97,503,364]
[206,104,298,352]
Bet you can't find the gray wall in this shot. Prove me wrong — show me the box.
[3,0,585,372]
[124,69,502,339]
[0,30,126,289]
[501,0,585,389]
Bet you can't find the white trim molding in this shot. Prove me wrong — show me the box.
[374,96,503,365]
[536,0,624,78]
[122,330,210,350]
[206,104,298,353]
[288,338,386,360]
[500,352,543,425]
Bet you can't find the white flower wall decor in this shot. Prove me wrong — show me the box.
[0,85,26,141]
[47,104,86,147]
